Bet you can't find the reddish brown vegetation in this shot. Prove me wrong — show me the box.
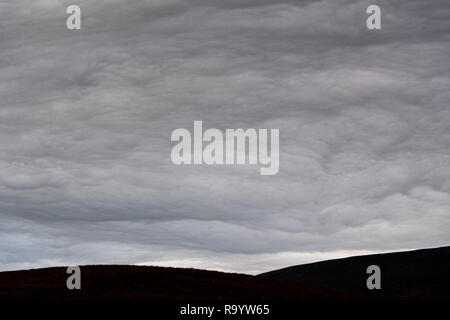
[0,265,353,300]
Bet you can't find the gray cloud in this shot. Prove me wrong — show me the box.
[0,0,449,273]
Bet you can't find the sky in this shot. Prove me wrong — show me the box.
[0,0,449,274]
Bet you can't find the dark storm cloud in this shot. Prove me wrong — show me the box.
[0,0,449,273]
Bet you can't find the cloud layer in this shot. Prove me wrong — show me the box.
[1,0,449,273]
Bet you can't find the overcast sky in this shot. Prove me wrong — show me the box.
[0,0,449,274]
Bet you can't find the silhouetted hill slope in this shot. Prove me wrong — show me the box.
[2,247,448,300]
[0,265,352,300]
[260,246,450,299]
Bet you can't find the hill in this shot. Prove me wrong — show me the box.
[260,246,450,300]
[0,265,351,300]
[1,246,448,300]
